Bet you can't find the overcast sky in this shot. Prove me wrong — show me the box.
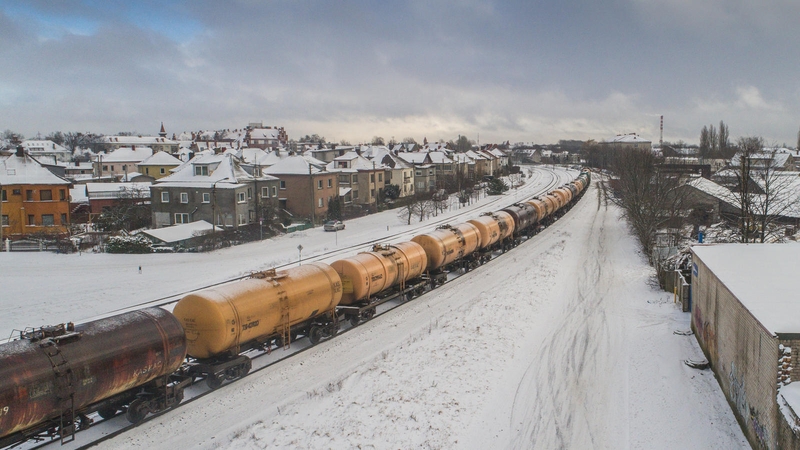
[1,0,798,146]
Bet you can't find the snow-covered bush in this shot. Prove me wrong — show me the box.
[105,235,153,254]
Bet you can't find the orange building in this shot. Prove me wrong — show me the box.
[1,148,72,239]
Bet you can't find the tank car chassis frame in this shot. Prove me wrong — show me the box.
[337,276,433,327]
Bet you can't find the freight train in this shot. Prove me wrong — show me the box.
[0,169,590,448]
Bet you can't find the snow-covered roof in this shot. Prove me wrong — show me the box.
[0,153,71,185]
[85,182,151,199]
[328,151,383,172]
[103,136,176,145]
[22,140,68,153]
[396,152,432,165]
[69,186,88,203]
[686,176,737,205]
[692,244,800,334]
[155,153,259,188]
[427,151,454,164]
[264,155,325,176]
[248,128,281,140]
[731,151,793,169]
[138,151,182,166]
[141,220,221,244]
[605,134,651,144]
[99,147,154,163]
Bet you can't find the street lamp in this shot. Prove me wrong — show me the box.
[297,244,303,266]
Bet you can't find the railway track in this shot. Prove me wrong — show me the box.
[17,166,578,450]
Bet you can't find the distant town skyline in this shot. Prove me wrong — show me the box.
[1,1,798,146]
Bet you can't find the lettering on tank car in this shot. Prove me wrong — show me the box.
[332,281,342,293]
[80,376,97,387]
[445,249,454,255]
[242,320,260,331]
[28,382,53,399]
[370,274,383,282]
[0,406,8,416]
[184,318,196,323]
[135,361,163,377]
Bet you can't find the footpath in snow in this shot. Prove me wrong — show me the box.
[98,179,748,449]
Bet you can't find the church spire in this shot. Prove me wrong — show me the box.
[159,122,167,138]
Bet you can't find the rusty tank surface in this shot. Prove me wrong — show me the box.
[467,212,515,250]
[173,262,342,359]
[0,307,186,444]
[332,241,428,305]
[553,187,573,206]
[500,203,538,234]
[541,194,559,217]
[411,223,481,270]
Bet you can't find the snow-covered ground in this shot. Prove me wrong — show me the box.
[1,167,748,449]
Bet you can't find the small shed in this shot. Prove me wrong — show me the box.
[140,220,221,249]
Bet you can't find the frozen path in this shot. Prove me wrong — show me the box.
[100,179,747,449]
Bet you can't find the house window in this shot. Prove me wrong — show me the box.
[12,189,20,196]
[202,193,211,203]
[318,180,323,189]
[175,213,189,224]
[1,215,7,226]
[195,166,209,176]
[318,198,323,208]
[59,190,66,201]
[42,214,54,226]
[328,178,332,188]
[238,214,246,225]
[238,192,246,203]
[272,186,277,196]
[352,175,358,183]
[261,187,270,198]
[103,165,108,171]
[378,173,382,182]
[26,190,33,201]
[370,174,375,183]
[416,170,422,176]
[61,213,67,224]
[110,165,114,171]
[160,168,166,174]
[417,181,425,189]
[28,214,35,225]
[247,188,252,199]
[353,190,359,199]
[145,168,150,174]
[279,181,286,190]
[339,175,349,184]
[161,192,170,203]
[180,192,189,203]
[1,190,5,201]
[371,189,375,197]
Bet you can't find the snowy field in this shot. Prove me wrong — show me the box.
[1,167,748,449]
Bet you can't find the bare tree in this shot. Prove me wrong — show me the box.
[609,147,687,259]
[396,192,434,225]
[718,120,729,155]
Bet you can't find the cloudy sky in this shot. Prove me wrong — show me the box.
[1,0,798,146]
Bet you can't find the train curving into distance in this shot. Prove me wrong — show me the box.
[0,169,590,448]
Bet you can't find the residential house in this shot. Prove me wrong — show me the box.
[245,123,288,150]
[263,154,337,223]
[150,153,279,229]
[102,135,178,154]
[94,146,154,179]
[396,152,437,193]
[1,147,72,239]
[370,148,415,199]
[137,151,182,180]
[82,182,151,215]
[21,140,71,162]
[328,151,386,209]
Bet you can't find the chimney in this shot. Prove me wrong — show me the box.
[16,145,24,157]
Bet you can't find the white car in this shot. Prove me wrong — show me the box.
[324,220,345,231]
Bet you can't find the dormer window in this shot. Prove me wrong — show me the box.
[195,165,209,176]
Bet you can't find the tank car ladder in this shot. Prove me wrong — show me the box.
[279,293,291,350]
[41,340,77,444]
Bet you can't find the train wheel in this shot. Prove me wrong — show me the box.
[364,308,376,320]
[206,373,224,390]
[125,399,148,424]
[349,315,360,327]
[98,407,118,420]
[309,326,323,345]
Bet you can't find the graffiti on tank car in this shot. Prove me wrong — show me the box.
[242,320,260,331]
[28,382,53,399]
[135,361,163,377]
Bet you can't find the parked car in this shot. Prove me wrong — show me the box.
[324,220,345,231]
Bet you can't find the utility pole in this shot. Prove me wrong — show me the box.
[309,163,316,226]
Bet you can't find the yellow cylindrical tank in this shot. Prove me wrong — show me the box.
[380,241,428,285]
[493,211,516,240]
[411,223,481,270]
[331,251,398,305]
[542,195,559,217]
[524,198,548,223]
[552,189,569,209]
[173,262,342,359]
[467,216,502,249]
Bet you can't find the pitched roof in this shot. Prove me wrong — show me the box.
[0,153,71,185]
[264,154,325,175]
[137,151,182,166]
[605,134,651,144]
[154,153,260,188]
[100,146,154,163]
[141,220,221,244]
